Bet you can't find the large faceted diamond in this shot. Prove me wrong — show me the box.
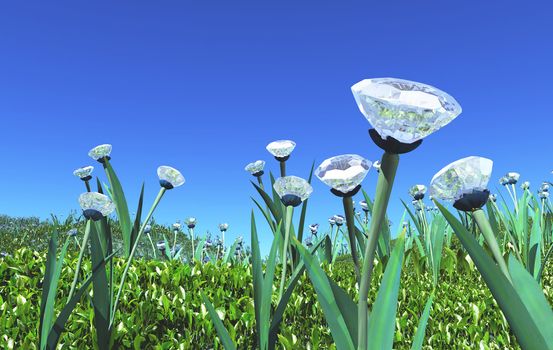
[245,160,266,174]
[351,78,462,143]
[273,176,313,201]
[315,154,371,194]
[157,166,185,188]
[88,144,112,160]
[266,140,296,158]
[78,192,116,216]
[430,156,493,201]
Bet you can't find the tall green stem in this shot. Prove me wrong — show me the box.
[278,205,294,301]
[358,152,399,350]
[343,196,361,282]
[190,228,195,258]
[110,187,166,326]
[279,161,286,177]
[67,220,92,303]
[472,209,512,282]
[146,232,156,258]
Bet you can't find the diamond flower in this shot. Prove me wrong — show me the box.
[499,177,509,186]
[67,228,78,237]
[315,154,372,195]
[373,160,381,172]
[351,78,462,144]
[540,182,550,192]
[430,156,493,202]
[409,184,427,200]
[309,223,319,235]
[156,241,166,251]
[78,192,116,220]
[88,144,112,161]
[521,181,530,190]
[489,193,497,202]
[359,200,369,212]
[185,217,197,229]
[328,217,336,226]
[157,166,185,189]
[73,166,94,180]
[504,172,520,185]
[219,223,229,232]
[333,214,345,226]
[266,140,296,159]
[144,224,152,234]
[245,160,266,176]
[539,190,550,199]
[273,176,313,207]
[172,222,181,230]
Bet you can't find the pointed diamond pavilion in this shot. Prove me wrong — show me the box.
[315,154,371,194]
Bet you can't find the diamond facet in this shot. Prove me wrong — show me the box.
[315,154,371,194]
[273,176,313,202]
[351,78,462,143]
[78,192,116,217]
[266,140,296,158]
[88,144,112,161]
[73,166,94,179]
[430,156,493,201]
[245,160,266,175]
[157,166,185,188]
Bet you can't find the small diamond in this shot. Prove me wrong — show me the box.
[266,140,296,158]
[373,160,381,172]
[245,160,266,175]
[521,181,530,190]
[219,223,229,232]
[309,223,319,235]
[408,184,427,200]
[359,200,369,211]
[273,176,313,202]
[88,144,112,160]
[78,192,115,217]
[328,217,336,225]
[540,182,550,192]
[185,217,197,228]
[505,172,520,185]
[333,214,345,226]
[172,222,181,230]
[539,190,550,199]
[351,78,462,143]
[144,224,152,234]
[67,228,78,237]
[157,166,185,188]
[315,154,371,194]
[73,166,94,179]
[430,156,493,201]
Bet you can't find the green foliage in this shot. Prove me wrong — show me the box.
[2,247,552,349]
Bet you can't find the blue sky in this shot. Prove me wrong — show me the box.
[1,1,552,254]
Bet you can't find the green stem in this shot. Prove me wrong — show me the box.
[173,229,178,253]
[190,228,195,259]
[110,187,166,326]
[279,161,286,178]
[278,205,294,301]
[343,196,361,282]
[358,152,399,350]
[147,232,156,258]
[84,180,91,193]
[67,220,92,303]
[472,209,512,282]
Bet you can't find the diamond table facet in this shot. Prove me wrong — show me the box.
[430,156,493,201]
[315,154,371,194]
[273,176,313,202]
[78,192,116,217]
[351,78,462,143]
[266,140,296,158]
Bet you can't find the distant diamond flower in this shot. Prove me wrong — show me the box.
[219,223,229,232]
[333,214,345,226]
[273,176,313,207]
[144,224,152,234]
[305,237,313,247]
[499,177,509,186]
[88,144,112,162]
[489,193,497,202]
[172,222,181,230]
[73,166,94,180]
[430,156,493,211]
[328,217,336,226]
[266,140,296,159]
[359,200,369,212]
[67,228,78,237]
[540,182,550,192]
[309,223,319,235]
[539,190,550,200]
[505,172,520,185]
[315,154,372,195]
[185,217,197,229]
[409,184,427,200]
[373,160,381,172]
[156,241,166,251]
[79,192,116,220]
[245,160,266,176]
[521,181,530,190]
[351,78,462,144]
[157,166,185,189]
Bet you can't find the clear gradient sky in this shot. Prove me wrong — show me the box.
[1,1,552,254]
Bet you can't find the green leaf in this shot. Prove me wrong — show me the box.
[130,183,145,250]
[508,255,553,349]
[201,292,237,350]
[435,200,550,350]
[292,238,355,350]
[89,223,110,350]
[103,158,132,257]
[410,293,434,350]
[367,232,405,350]
[295,161,315,264]
[528,209,542,278]
[250,212,264,348]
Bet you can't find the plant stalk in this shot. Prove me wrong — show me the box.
[279,161,286,178]
[343,196,361,282]
[278,205,294,301]
[358,152,399,350]
[472,209,512,282]
[67,220,92,302]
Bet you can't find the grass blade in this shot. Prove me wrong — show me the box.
[89,223,110,350]
[201,292,237,350]
[410,293,434,350]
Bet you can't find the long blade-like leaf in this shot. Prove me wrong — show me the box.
[89,223,110,350]
[201,293,237,350]
[410,293,434,350]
